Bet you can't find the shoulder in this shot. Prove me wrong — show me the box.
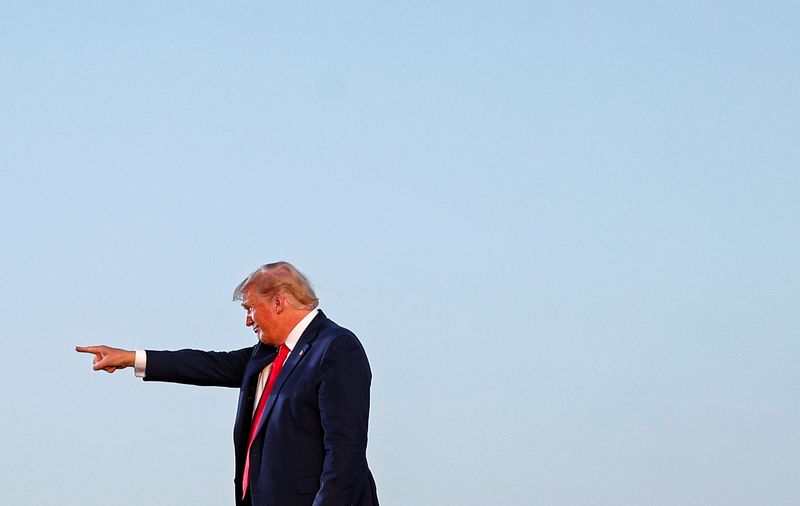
[311,315,369,363]
[316,332,372,384]
[315,315,361,348]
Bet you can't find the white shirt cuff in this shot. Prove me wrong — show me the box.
[134,349,147,378]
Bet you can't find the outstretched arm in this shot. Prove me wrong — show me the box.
[75,345,135,373]
[77,344,255,386]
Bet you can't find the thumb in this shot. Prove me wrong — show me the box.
[93,356,111,371]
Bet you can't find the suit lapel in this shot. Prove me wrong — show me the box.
[245,344,278,380]
[234,343,278,450]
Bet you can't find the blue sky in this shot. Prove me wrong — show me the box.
[1,1,799,504]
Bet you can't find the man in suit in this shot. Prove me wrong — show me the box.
[76,261,379,506]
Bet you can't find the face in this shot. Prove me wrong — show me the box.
[242,285,280,345]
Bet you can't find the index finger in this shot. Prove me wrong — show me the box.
[75,345,102,354]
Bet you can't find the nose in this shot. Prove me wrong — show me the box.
[246,314,254,326]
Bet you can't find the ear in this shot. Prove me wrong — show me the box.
[273,292,285,314]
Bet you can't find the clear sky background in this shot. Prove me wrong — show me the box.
[1,1,798,505]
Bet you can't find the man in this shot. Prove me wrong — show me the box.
[76,262,379,506]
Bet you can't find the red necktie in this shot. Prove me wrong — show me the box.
[242,344,290,498]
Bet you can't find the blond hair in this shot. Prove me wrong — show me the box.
[233,261,319,310]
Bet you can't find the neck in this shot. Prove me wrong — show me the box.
[274,308,312,344]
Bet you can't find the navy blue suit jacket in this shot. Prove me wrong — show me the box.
[144,311,379,506]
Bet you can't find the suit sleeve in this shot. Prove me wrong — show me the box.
[313,333,373,506]
[143,347,254,387]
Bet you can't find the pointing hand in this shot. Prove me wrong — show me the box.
[75,345,135,373]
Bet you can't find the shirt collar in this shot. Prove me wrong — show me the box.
[283,308,319,351]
